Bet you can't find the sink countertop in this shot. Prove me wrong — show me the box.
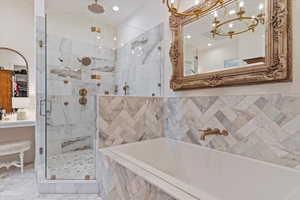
[0,119,36,129]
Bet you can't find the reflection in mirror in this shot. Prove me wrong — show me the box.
[0,48,28,114]
[0,48,29,97]
[183,0,265,76]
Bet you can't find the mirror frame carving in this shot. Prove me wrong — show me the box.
[169,0,292,91]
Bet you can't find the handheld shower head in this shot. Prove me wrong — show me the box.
[88,0,105,14]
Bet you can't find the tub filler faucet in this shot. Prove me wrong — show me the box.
[199,128,229,140]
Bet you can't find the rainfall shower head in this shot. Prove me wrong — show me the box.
[88,0,105,14]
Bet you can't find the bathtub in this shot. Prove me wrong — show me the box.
[98,138,300,200]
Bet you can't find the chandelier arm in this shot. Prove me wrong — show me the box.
[166,0,224,17]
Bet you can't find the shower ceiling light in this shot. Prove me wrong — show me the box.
[162,0,224,17]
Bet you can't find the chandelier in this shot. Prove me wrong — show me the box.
[211,1,265,39]
[162,0,224,17]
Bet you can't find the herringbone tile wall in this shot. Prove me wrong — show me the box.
[99,94,300,169]
[98,96,164,148]
[165,94,300,169]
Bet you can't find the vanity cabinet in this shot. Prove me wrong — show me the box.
[0,70,13,113]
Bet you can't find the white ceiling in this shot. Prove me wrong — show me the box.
[46,0,147,27]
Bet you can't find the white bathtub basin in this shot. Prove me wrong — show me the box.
[103,138,300,200]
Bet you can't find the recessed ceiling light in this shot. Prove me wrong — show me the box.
[112,6,120,12]
[208,43,212,47]
[186,35,192,39]
[113,37,117,41]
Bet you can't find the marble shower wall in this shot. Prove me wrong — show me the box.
[98,96,164,148]
[47,34,116,96]
[46,35,116,180]
[165,94,300,169]
[46,34,117,155]
[46,95,96,156]
[116,24,164,96]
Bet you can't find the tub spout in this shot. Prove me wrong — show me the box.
[199,128,229,140]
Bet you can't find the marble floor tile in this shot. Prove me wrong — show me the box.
[0,165,101,200]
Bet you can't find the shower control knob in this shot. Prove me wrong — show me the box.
[79,97,88,105]
[79,89,88,96]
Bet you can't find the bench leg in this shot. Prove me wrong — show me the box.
[19,152,24,174]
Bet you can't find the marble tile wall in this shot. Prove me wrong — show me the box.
[116,24,164,96]
[97,151,176,200]
[40,22,164,182]
[98,96,164,148]
[46,34,116,180]
[165,94,300,169]
[47,34,116,96]
[46,95,97,180]
[46,95,96,156]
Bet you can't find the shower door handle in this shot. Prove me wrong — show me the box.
[39,99,46,116]
[46,100,53,115]
[39,99,52,116]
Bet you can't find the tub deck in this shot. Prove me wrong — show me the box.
[101,138,300,200]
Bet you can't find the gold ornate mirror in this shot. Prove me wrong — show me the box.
[168,0,292,90]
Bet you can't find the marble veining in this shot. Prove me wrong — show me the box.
[97,152,176,200]
[98,96,164,148]
[47,34,116,96]
[46,95,96,179]
[47,96,96,155]
[98,94,300,170]
[47,94,96,180]
[115,24,164,96]
[165,94,300,169]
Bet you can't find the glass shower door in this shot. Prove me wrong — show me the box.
[44,1,116,180]
[45,28,98,180]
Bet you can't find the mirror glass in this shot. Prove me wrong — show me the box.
[183,0,266,76]
[0,48,29,97]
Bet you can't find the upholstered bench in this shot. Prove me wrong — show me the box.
[0,140,31,173]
